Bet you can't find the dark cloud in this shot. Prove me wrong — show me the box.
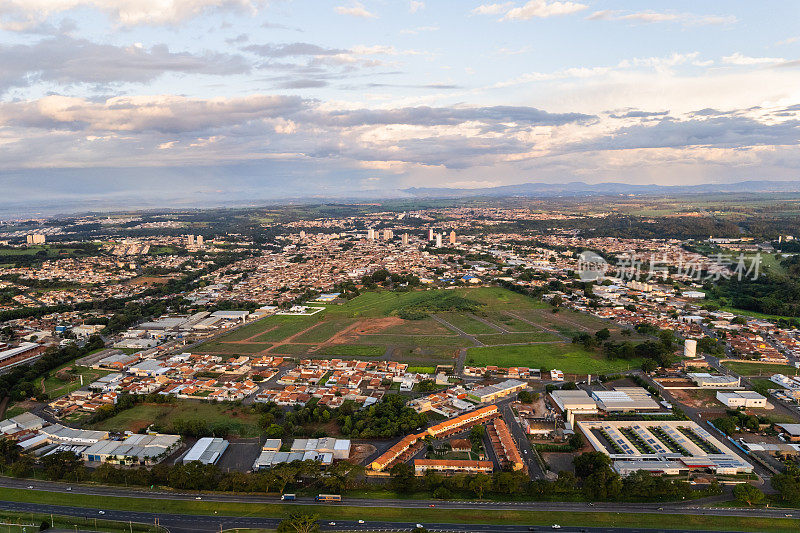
[609,110,669,119]
[572,116,800,151]
[0,36,250,91]
[306,106,593,128]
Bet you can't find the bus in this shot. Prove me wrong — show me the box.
[315,494,342,502]
[281,494,296,501]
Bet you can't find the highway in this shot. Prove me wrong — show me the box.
[0,497,795,533]
[0,476,798,520]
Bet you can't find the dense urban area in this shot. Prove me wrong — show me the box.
[3,195,800,532]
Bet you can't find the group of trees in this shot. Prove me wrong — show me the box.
[712,410,767,436]
[395,293,483,320]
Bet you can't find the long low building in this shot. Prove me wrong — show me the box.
[467,379,527,403]
[550,390,598,414]
[488,418,523,471]
[82,434,181,466]
[716,391,767,408]
[414,459,493,475]
[371,405,500,472]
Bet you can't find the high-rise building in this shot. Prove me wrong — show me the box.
[402,233,409,245]
[435,233,442,247]
[299,230,306,239]
[187,235,195,246]
[428,228,434,241]
[383,229,393,241]
[196,235,204,247]
[449,231,456,245]
[26,234,45,245]
[367,228,375,240]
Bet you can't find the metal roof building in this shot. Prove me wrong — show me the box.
[182,437,229,465]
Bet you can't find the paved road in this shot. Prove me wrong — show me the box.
[0,498,795,533]
[1,476,798,520]
[499,400,545,479]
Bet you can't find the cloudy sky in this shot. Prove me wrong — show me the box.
[1,0,800,209]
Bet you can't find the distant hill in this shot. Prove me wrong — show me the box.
[403,180,800,198]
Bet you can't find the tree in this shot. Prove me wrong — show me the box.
[733,484,766,506]
[469,474,492,499]
[641,359,657,373]
[573,451,613,479]
[595,328,611,342]
[277,512,320,533]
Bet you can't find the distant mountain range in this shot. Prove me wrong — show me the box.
[403,180,800,198]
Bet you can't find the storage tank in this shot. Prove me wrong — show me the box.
[684,339,697,358]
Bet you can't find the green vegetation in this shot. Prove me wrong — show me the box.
[0,510,165,532]
[437,312,496,334]
[316,345,386,357]
[42,364,111,398]
[0,487,795,532]
[254,316,319,343]
[467,343,640,373]
[194,341,270,354]
[722,361,799,376]
[91,401,264,437]
[292,319,356,343]
[474,332,561,345]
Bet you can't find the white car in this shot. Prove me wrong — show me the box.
[98,511,105,515]
[329,522,336,526]
[358,520,365,524]
[551,526,561,530]
[416,524,424,529]
[195,496,202,500]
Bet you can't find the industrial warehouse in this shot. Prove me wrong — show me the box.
[577,420,753,476]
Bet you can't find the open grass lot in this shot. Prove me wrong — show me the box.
[253,316,319,343]
[292,318,356,343]
[474,332,561,345]
[193,288,638,365]
[212,318,279,342]
[193,341,270,354]
[751,377,786,396]
[722,361,800,376]
[379,318,453,335]
[42,365,111,398]
[89,401,262,436]
[438,312,498,334]
[0,510,164,532]
[467,343,642,374]
[315,344,387,358]
[0,488,798,532]
[351,334,472,347]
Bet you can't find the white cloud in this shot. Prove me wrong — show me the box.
[0,0,266,29]
[473,1,586,20]
[409,1,424,14]
[722,52,784,66]
[504,0,587,20]
[335,1,377,19]
[471,3,512,16]
[587,9,736,26]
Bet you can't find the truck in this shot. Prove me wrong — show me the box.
[281,494,296,501]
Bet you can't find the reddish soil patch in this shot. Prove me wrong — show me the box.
[351,317,404,335]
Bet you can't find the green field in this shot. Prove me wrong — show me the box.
[474,332,561,345]
[43,365,111,398]
[90,401,262,436]
[0,488,797,533]
[353,334,473,347]
[439,312,498,334]
[467,343,641,374]
[193,341,270,354]
[315,345,387,358]
[254,316,319,343]
[722,361,799,376]
[292,318,356,343]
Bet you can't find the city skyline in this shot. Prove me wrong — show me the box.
[1,1,800,211]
